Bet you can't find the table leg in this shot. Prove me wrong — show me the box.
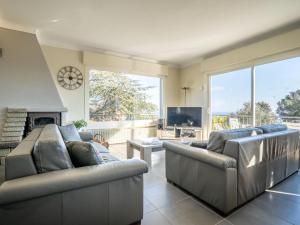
[127,141,134,159]
[140,147,152,167]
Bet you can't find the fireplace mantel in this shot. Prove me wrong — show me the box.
[26,107,68,112]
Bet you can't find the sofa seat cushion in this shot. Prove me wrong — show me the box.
[207,128,263,153]
[91,142,109,153]
[59,124,82,141]
[256,124,287,133]
[33,124,73,173]
[66,141,104,167]
[100,153,119,163]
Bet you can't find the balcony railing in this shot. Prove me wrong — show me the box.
[89,112,159,122]
[212,115,300,131]
[87,113,159,144]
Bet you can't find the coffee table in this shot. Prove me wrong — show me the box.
[126,139,163,167]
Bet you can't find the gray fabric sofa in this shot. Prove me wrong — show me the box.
[0,124,148,225]
[163,124,300,214]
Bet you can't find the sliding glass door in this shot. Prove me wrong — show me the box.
[256,57,300,128]
[210,56,300,131]
[211,68,252,130]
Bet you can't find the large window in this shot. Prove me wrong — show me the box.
[89,70,161,123]
[211,68,252,130]
[211,56,300,131]
[256,57,300,127]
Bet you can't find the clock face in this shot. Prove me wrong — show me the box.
[57,66,83,90]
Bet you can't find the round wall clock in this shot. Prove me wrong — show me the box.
[57,66,83,90]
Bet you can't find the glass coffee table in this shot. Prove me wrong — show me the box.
[126,139,164,167]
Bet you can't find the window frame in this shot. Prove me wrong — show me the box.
[209,52,300,132]
[86,69,163,125]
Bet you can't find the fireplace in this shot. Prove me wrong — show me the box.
[25,112,62,136]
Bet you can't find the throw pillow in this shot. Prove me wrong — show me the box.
[59,124,82,141]
[34,124,73,173]
[66,141,103,167]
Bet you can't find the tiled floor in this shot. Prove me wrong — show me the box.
[109,144,300,225]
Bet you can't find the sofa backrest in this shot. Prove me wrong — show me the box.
[222,129,299,205]
[5,128,42,180]
[207,127,263,153]
[256,123,288,133]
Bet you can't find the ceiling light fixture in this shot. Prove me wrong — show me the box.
[50,19,60,23]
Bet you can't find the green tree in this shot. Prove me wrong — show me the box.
[89,71,158,121]
[236,101,276,124]
[277,90,300,117]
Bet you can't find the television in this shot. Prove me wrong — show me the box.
[167,107,202,128]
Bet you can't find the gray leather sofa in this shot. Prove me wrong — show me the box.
[0,124,148,225]
[163,124,300,214]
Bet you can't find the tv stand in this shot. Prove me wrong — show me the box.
[157,126,203,141]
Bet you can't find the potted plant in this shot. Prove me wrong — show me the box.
[73,119,87,131]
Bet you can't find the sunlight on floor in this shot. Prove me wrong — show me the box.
[265,189,300,197]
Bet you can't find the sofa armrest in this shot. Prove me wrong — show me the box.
[0,159,148,205]
[79,131,94,141]
[163,141,236,170]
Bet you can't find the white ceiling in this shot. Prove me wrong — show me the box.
[1,0,300,66]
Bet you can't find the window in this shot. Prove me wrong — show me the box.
[89,70,161,123]
[210,56,300,131]
[211,68,252,130]
[256,57,300,127]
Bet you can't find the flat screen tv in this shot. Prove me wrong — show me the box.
[167,107,202,127]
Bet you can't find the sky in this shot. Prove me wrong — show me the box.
[211,56,300,115]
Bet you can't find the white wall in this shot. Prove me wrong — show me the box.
[41,45,181,124]
[180,27,300,138]
[41,46,85,122]
[0,28,64,133]
[164,67,181,109]
[179,63,209,137]
[83,51,168,77]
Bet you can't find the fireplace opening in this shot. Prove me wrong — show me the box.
[34,117,55,126]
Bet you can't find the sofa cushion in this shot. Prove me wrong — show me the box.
[59,124,82,141]
[33,124,73,173]
[91,142,109,153]
[66,141,104,167]
[207,127,263,153]
[79,131,94,142]
[256,124,287,133]
[100,152,119,163]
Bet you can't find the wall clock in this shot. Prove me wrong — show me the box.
[57,66,83,90]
